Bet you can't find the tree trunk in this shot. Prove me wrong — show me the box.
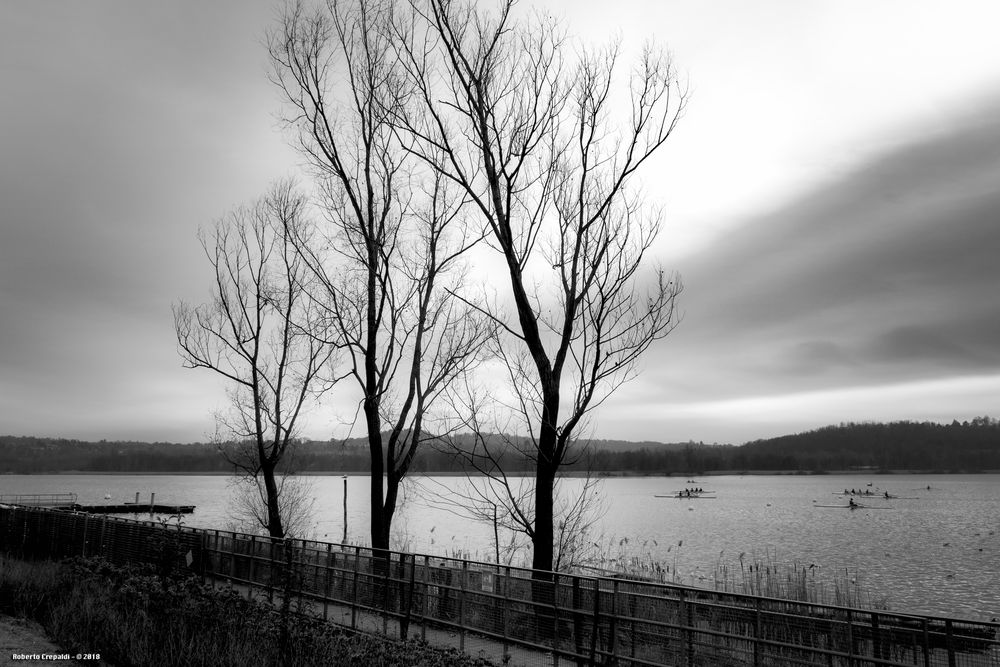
[530,383,561,576]
[382,472,401,550]
[531,458,556,576]
[366,398,387,551]
[530,396,560,640]
[261,462,285,539]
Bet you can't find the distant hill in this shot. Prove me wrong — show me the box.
[1,418,997,473]
[583,438,696,453]
[734,417,1000,472]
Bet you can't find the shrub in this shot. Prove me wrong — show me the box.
[0,555,496,667]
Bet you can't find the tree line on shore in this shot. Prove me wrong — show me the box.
[2,418,997,475]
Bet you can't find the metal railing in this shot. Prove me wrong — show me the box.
[0,493,77,507]
[0,505,997,667]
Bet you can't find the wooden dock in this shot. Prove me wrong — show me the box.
[59,503,195,515]
[1,492,194,515]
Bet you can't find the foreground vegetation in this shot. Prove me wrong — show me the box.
[0,555,495,667]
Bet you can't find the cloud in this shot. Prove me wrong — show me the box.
[593,94,1000,441]
[677,95,1000,376]
[864,321,1000,368]
[0,1,296,441]
[3,2,999,444]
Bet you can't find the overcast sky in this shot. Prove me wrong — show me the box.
[2,1,999,445]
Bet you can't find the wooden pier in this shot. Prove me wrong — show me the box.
[1,492,194,515]
[61,503,195,515]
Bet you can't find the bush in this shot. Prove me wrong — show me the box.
[0,555,496,667]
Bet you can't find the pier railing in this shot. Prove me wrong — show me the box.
[0,493,77,507]
[0,504,997,667]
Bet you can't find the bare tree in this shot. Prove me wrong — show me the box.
[421,448,606,572]
[393,0,686,575]
[173,182,334,539]
[227,471,318,539]
[428,383,607,571]
[269,0,489,553]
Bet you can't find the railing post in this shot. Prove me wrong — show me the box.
[100,514,107,557]
[629,583,637,664]
[846,608,855,667]
[872,612,882,661]
[588,578,601,667]
[268,538,277,604]
[501,565,511,663]
[351,545,360,630]
[323,543,332,621]
[202,529,212,587]
[248,535,257,601]
[682,588,694,667]
[552,572,561,666]
[945,619,956,667]
[753,597,762,667]
[19,508,28,557]
[459,559,467,653]
[216,531,226,588]
[224,532,234,588]
[921,617,930,667]
[401,553,416,640]
[422,555,430,643]
[81,514,89,558]
[572,575,583,661]
[285,538,295,616]
[382,551,390,637]
[49,511,57,557]
[608,579,618,662]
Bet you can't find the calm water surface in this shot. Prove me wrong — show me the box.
[2,473,997,621]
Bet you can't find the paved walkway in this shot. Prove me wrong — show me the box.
[0,585,562,667]
[0,615,73,667]
[217,579,561,667]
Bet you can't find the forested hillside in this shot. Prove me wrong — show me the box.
[1,418,997,474]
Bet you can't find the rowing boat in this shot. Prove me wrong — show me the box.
[814,504,893,510]
[832,493,918,500]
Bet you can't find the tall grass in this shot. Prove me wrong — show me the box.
[0,555,496,667]
[711,552,890,609]
[583,539,890,610]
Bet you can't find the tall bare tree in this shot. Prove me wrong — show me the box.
[173,182,333,539]
[269,0,489,553]
[393,0,686,575]
[421,424,607,572]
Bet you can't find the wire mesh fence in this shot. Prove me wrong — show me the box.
[0,504,997,667]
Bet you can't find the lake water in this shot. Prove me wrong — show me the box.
[1,473,997,622]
